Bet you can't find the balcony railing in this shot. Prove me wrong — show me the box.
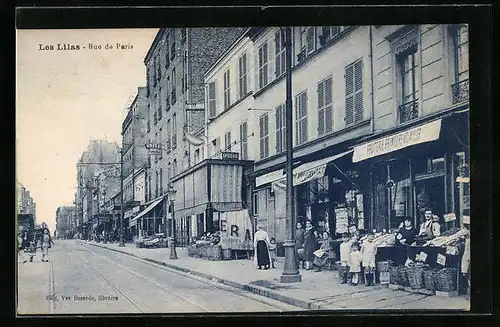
[399,99,419,124]
[451,79,469,104]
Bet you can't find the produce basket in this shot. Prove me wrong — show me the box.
[377,260,393,272]
[434,268,457,292]
[423,269,436,291]
[398,266,409,286]
[389,266,401,284]
[407,265,425,289]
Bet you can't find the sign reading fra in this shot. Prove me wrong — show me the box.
[219,209,253,250]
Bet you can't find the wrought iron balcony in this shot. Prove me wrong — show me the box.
[451,79,469,104]
[399,99,419,124]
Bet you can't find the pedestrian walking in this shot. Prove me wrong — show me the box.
[361,233,377,286]
[339,233,351,284]
[294,221,305,269]
[348,242,362,285]
[40,228,54,262]
[253,224,271,270]
[302,220,319,271]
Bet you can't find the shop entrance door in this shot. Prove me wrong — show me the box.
[414,176,445,224]
[196,213,204,237]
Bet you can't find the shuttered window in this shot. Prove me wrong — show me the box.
[240,122,248,160]
[318,76,333,135]
[259,114,269,159]
[275,104,286,153]
[275,29,286,78]
[258,43,269,89]
[225,131,232,152]
[208,81,216,118]
[224,69,231,109]
[306,27,316,54]
[345,60,363,125]
[295,91,308,145]
[238,53,248,98]
[167,119,172,151]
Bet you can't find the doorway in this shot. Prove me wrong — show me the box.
[414,176,445,225]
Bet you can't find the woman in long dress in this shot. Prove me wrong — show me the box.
[40,228,54,262]
[253,224,271,270]
[313,231,333,272]
[302,220,319,270]
[295,222,305,269]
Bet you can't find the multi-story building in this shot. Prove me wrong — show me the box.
[120,87,149,237]
[17,183,37,224]
[55,206,75,239]
[76,139,121,239]
[197,24,469,251]
[141,27,247,244]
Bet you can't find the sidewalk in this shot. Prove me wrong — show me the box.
[17,252,54,315]
[79,240,469,311]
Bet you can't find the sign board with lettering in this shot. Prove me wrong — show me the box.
[416,251,428,262]
[218,209,253,250]
[444,213,457,222]
[221,152,239,161]
[446,246,458,256]
[436,253,447,266]
[272,164,327,191]
[352,119,442,163]
[462,215,470,224]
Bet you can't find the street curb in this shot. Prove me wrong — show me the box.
[80,241,327,310]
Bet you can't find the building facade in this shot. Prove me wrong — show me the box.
[17,183,37,225]
[55,206,75,239]
[142,27,247,244]
[199,24,469,250]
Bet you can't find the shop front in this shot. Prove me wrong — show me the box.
[130,196,164,239]
[171,157,253,253]
[350,110,469,295]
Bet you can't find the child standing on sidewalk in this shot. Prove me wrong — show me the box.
[361,233,377,286]
[348,242,362,285]
[339,233,351,284]
[269,237,277,268]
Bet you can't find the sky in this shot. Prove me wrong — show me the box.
[16,28,159,232]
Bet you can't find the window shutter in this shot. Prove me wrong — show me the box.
[255,50,260,90]
[355,91,363,123]
[209,81,216,118]
[318,81,325,135]
[354,60,363,122]
[307,27,315,53]
[301,93,308,143]
[345,64,354,125]
[325,77,333,132]
[275,107,281,153]
[275,31,280,77]
[295,98,299,145]
[354,60,363,91]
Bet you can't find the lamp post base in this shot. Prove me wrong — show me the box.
[280,240,302,283]
[169,238,178,259]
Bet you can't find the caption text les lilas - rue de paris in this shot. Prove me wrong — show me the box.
[38,43,134,51]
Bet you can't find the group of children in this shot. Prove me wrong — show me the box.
[339,232,378,286]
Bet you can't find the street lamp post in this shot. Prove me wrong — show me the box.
[167,184,178,260]
[280,26,301,283]
[119,148,126,247]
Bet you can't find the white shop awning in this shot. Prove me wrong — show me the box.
[352,119,442,163]
[130,198,163,223]
[272,149,354,191]
[255,169,285,188]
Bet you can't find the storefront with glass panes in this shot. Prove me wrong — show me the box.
[352,111,469,233]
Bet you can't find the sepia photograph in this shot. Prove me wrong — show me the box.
[16,22,472,315]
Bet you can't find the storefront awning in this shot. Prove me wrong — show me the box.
[352,119,442,163]
[255,170,285,188]
[175,203,208,218]
[130,197,163,223]
[271,149,354,191]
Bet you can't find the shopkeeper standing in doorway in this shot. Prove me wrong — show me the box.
[418,209,435,240]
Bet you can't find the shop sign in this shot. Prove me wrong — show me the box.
[379,272,390,284]
[436,253,447,266]
[221,152,239,161]
[352,119,442,163]
[272,164,327,191]
[219,209,253,249]
[456,177,470,183]
[444,213,457,222]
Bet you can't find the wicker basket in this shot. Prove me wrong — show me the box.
[389,266,401,284]
[435,268,457,292]
[399,266,409,286]
[377,260,393,272]
[407,266,425,289]
[423,269,436,291]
